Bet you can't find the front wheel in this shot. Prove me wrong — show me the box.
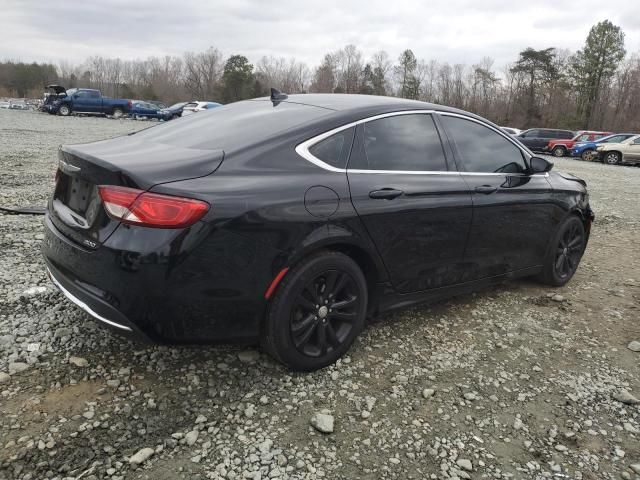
[263,252,367,371]
[538,216,586,287]
[603,152,621,165]
[58,105,71,116]
[112,108,124,119]
[552,146,566,157]
[581,149,595,162]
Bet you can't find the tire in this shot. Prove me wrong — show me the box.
[538,216,586,287]
[112,108,124,119]
[552,146,566,157]
[58,105,71,116]
[581,149,594,162]
[603,152,621,165]
[263,251,368,371]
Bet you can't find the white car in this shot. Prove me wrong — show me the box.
[0,101,10,109]
[500,126,522,136]
[181,101,222,116]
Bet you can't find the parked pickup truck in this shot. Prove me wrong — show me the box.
[46,87,131,118]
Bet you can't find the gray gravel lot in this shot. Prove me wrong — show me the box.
[1,109,639,480]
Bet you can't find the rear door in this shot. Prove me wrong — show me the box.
[346,112,473,293]
[438,114,557,279]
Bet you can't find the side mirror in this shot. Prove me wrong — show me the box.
[530,156,553,173]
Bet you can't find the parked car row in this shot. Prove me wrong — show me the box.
[41,85,221,121]
[501,126,639,166]
[0,99,32,110]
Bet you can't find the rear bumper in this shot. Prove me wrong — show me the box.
[41,212,273,344]
[45,260,150,341]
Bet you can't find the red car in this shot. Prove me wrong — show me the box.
[546,131,612,157]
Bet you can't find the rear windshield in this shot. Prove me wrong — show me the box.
[133,99,331,150]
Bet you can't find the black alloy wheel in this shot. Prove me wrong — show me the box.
[538,216,586,286]
[553,221,584,280]
[290,269,361,358]
[263,251,367,371]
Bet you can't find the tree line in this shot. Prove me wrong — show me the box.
[0,20,637,131]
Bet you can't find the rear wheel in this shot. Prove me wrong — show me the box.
[112,108,124,119]
[538,216,586,287]
[263,252,367,371]
[58,105,71,116]
[581,149,595,162]
[552,146,566,157]
[604,152,621,165]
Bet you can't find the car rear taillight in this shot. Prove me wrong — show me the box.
[98,185,209,228]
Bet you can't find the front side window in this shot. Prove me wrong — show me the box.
[348,114,447,171]
[441,115,527,174]
[633,137,640,145]
[308,127,355,169]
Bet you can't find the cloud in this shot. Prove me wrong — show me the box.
[1,0,638,69]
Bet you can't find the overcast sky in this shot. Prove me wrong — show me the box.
[2,0,639,70]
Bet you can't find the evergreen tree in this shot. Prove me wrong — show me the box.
[570,20,626,128]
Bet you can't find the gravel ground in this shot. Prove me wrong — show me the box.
[1,109,639,480]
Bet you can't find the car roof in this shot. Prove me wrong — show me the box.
[257,93,452,113]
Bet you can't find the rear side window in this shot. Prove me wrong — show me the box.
[134,100,330,151]
[441,115,527,174]
[558,131,574,139]
[348,114,447,171]
[308,127,355,169]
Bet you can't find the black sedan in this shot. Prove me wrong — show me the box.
[42,92,594,371]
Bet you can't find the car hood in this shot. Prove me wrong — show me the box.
[556,171,586,187]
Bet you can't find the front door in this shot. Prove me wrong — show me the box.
[438,114,559,280]
[73,90,101,113]
[623,137,640,163]
[347,113,473,293]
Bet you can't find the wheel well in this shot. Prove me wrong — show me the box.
[300,243,381,307]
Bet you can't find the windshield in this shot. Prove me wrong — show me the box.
[168,102,187,109]
[66,88,77,96]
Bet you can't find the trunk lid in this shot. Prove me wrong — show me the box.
[50,135,223,249]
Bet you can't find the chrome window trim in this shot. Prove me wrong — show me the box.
[47,267,133,332]
[295,108,540,174]
[436,111,535,160]
[295,109,437,173]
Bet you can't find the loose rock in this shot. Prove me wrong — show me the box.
[310,410,334,433]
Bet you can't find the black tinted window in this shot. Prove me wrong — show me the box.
[134,100,330,150]
[308,127,355,169]
[558,131,574,139]
[524,130,540,138]
[541,130,556,138]
[349,114,447,171]
[441,116,527,174]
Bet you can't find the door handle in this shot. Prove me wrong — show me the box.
[369,188,404,200]
[474,185,498,194]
